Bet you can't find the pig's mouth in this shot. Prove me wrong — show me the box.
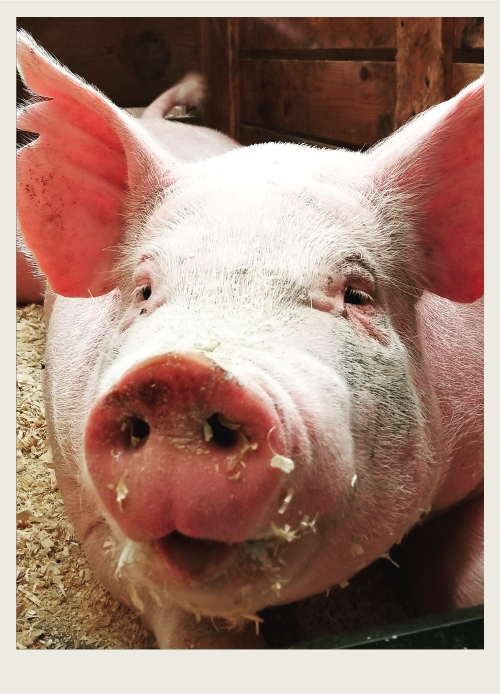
[154,531,241,584]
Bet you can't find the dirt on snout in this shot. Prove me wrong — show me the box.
[16,303,412,650]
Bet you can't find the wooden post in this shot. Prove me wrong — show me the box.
[394,17,446,130]
[200,18,240,141]
[442,17,455,101]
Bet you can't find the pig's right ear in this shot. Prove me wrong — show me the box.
[16,30,176,298]
[368,76,483,303]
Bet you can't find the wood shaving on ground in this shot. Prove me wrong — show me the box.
[17,304,413,650]
[16,305,157,650]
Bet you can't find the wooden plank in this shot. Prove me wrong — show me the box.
[451,63,484,96]
[240,124,341,150]
[442,17,455,101]
[17,18,200,107]
[240,59,396,148]
[200,18,240,139]
[394,17,445,130]
[239,18,397,50]
[453,18,484,49]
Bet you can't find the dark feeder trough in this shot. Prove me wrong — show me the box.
[288,605,484,649]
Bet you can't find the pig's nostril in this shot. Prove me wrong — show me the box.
[126,417,150,447]
[206,413,241,448]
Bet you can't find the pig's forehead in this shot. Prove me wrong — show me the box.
[139,143,383,271]
[154,143,372,222]
[186,142,368,186]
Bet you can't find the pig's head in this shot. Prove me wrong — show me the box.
[17,31,483,623]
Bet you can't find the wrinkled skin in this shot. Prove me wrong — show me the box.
[17,30,483,648]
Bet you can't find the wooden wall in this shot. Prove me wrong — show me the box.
[17,17,484,150]
[17,17,201,107]
[201,17,484,149]
[450,18,485,96]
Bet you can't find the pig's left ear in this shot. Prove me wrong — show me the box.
[368,76,483,303]
[16,30,176,298]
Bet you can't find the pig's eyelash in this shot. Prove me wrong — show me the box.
[344,286,374,306]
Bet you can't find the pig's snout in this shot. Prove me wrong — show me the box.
[84,353,288,579]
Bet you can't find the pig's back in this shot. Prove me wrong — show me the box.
[140,118,239,163]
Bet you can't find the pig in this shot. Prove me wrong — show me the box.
[16,29,483,649]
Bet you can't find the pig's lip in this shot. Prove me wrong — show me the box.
[154,531,241,584]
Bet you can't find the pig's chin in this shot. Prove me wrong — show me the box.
[115,522,326,620]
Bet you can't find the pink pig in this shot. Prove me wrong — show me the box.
[17,30,483,648]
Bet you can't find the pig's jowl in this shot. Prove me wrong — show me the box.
[17,30,483,648]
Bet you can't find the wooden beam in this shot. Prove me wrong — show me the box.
[200,18,240,140]
[394,17,445,130]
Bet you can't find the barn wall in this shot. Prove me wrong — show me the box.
[201,17,484,149]
[17,18,201,107]
[17,17,484,150]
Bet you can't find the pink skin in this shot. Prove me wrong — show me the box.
[367,84,483,304]
[16,38,235,300]
[85,353,287,547]
[16,29,483,648]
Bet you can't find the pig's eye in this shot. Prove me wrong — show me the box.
[141,285,152,301]
[344,286,373,306]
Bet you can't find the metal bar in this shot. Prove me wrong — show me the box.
[288,604,484,649]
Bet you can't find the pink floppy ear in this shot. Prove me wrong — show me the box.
[16,30,175,298]
[368,76,483,303]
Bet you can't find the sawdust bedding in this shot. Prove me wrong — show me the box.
[16,304,157,650]
[16,304,412,650]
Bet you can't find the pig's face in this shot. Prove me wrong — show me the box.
[70,144,442,620]
[17,31,482,626]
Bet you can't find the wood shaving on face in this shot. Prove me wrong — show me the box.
[240,613,264,636]
[203,421,213,441]
[278,491,293,514]
[228,438,257,471]
[116,472,129,510]
[270,523,297,543]
[217,414,241,431]
[299,514,317,533]
[350,543,364,557]
[379,552,400,568]
[270,455,295,474]
[16,305,157,650]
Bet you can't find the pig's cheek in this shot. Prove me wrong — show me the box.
[238,357,356,508]
[310,292,388,347]
[343,306,390,346]
[118,296,166,333]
